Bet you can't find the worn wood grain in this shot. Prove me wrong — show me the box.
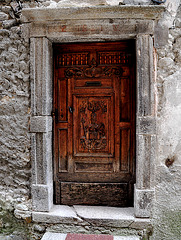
[53,41,136,206]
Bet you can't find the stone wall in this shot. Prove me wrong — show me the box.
[0,0,181,239]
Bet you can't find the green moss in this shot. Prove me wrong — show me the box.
[0,209,30,238]
[153,210,181,240]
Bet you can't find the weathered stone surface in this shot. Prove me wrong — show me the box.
[32,184,53,212]
[21,5,165,23]
[154,22,169,48]
[136,34,154,116]
[29,19,154,40]
[136,134,156,189]
[32,205,80,223]
[2,19,17,29]
[41,232,67,240]
[30,116,52,133]
[134,188,154,218]
[137,117,156,134]
[74,206,135,228]
[30,37,52,116]
[0,12,9,21]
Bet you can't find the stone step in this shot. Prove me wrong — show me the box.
[41,233,140,240]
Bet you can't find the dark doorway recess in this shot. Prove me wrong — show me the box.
[53,41,136,207]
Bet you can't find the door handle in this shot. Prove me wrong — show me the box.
[69,106,74,113]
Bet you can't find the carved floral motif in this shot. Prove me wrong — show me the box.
[65,58,123,78]
[80,100,107,151]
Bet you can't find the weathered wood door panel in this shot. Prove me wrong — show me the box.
[53,41,135,206]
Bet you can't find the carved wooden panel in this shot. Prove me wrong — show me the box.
[98,52,130,65]
[73,95,114,157]
[57,52,89,67]
[53,41,136,207]
[58,129,68,172]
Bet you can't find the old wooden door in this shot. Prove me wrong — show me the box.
[53,41,135,207]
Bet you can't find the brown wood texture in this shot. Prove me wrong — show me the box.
[61,182,128,206]
[53,41,136,206]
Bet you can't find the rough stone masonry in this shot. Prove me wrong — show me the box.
[0,0,181,240]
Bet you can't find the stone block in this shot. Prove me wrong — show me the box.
[136,35,154,117]
[0,12,9,21]
[41,233,67,240]
[21,6,165,23]
[2,19,16,29]
[154,22,169,48]
[31,132,53,185]
[32,184,53,212]
[123,0,151,4]
[137,116,156,134]
[134,187,154,218]
[30,37,52,116]
[73,205,135,228]
[136,134,156,189]
[28,19,154,42]
[32,205,80,224]
[30,116,52,133]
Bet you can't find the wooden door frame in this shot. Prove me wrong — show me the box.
[23,5,164,218]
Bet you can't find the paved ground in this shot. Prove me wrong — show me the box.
[41,233,140,240]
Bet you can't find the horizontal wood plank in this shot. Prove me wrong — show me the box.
[61,182,128,206]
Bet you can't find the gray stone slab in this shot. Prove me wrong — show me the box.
[30,116,52,133]
[154,22,169,48]
[41,233,66,240]
[21,6,165,23]
[32,205,81,223]
[29,19,154,38]
[30,37,52,116]
[74,206,135,227]
[137,116,156,135]
[32,184,53,212]
[136,35,154,117]
[136,135,156,189]
[134,187,154,218]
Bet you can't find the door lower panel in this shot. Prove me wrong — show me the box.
[61,182,128,206]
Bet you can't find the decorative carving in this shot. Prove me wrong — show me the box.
[80,100,107,151]
[57,52,89,67]
[65,58,123,78]
[84,58,102,78]
[104,66,123,77]
[65,67,83,78]
[98,52,129,65]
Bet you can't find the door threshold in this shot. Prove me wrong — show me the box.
[32,205,151,230]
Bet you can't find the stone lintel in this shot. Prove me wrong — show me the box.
[137,116,156,135]
[28,19,154,39]
[21,5,165,23]
[134,187,154,218]
[30,116,52,133]
[32,184,53,212]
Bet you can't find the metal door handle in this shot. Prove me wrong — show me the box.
[69,106,74,113]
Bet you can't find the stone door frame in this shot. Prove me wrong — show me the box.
[22,5,165,218]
